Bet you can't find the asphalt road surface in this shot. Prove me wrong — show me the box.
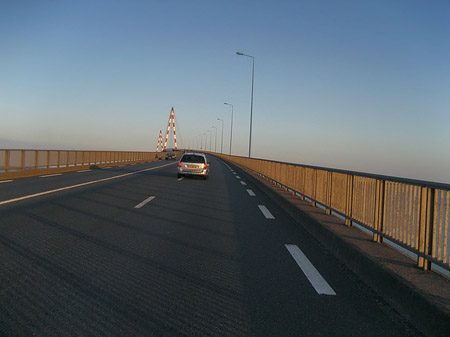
[0,156,422,336]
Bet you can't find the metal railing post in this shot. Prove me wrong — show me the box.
[21,150,25,171]
[374,180,385,243]
[5,150,10,173]
[311,169,317,207]
[299,167,305,200]
[418,187,435,270]
[326,171,332,215]
[345,175,354,226]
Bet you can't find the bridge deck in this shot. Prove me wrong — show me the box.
[0,157,447,336]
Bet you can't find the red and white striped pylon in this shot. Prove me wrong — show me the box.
[155,130,163,152]
[163,107,178,150]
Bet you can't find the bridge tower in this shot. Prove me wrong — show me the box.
[155,130,163,152]
[163,107,178,150]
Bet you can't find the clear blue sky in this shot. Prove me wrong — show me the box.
[1,0,449,183]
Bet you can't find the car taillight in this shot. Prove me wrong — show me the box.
[178,162,182,167]
[203,163,207,169]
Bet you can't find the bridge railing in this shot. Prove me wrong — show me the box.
[0,149,180,179]
[217,154,450,273]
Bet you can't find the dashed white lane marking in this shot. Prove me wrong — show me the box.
[246,189,256,196]
[236,176,240,179]
[258,205,275,219]
[240,181,247,185]
[0,180,13,184]
[40,174,63,178]
[0,162,175,206]
[233,172,236,175]
[285,244,336,296]
[177,177,184,181]
[77,170,91,173]
[134,196,156,209]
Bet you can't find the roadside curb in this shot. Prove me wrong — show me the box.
[231,162,450,337]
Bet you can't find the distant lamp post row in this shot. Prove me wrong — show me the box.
[192,51,253,156]
[236,51,254,158]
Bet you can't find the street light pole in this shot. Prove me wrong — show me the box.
[203,133,207,151]
[211,126,217,152]
[236,51,254,158]
[224,102,234,155]
[217,118,224,154]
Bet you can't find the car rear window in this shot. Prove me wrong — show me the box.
[181,155,205,163]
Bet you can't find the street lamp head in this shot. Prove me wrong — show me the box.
[236,51,254,59]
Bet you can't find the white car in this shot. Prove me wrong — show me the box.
[177,152,209,179]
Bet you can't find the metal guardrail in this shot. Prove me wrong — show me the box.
[0,149,183,179]
[217,154,450,272]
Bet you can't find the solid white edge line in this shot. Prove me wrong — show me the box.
[0,180,14,184]
[246,189,256,196]
[0,162,175,206]
[258,205,275,219]
[285,244,336,296]
[134,196,156,209]
[39,174,63,178]
[240,181,247,185]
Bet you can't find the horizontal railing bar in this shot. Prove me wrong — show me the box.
[245,155,450,190]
